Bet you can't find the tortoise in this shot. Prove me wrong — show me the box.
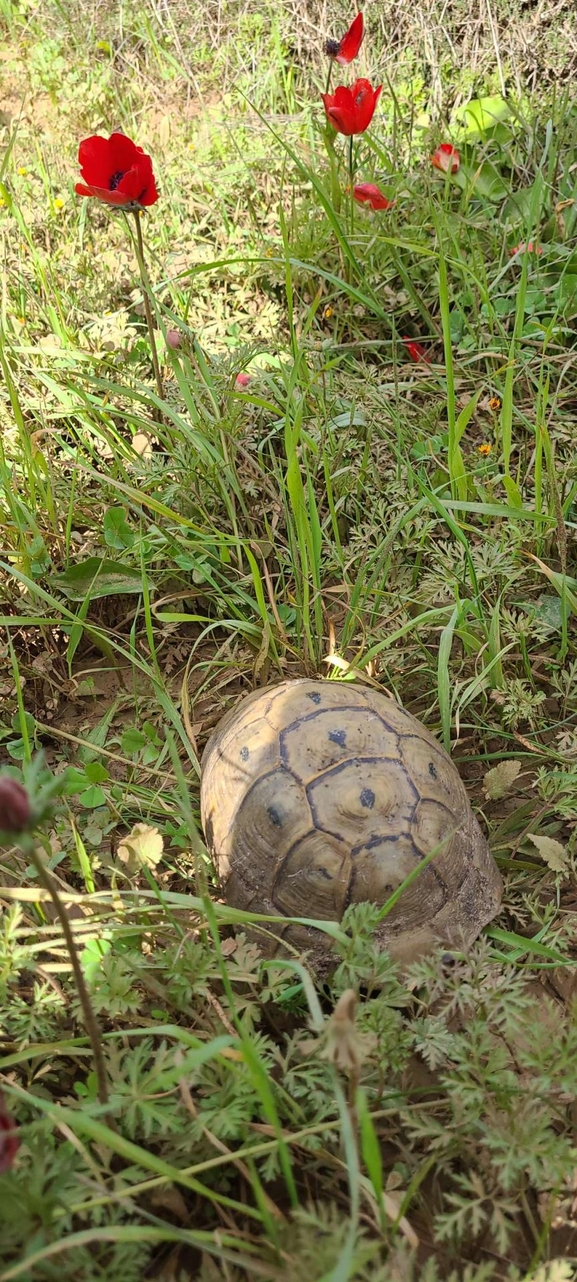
[200,678,502,966]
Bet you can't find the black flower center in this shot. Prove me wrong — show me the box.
[109,170,125,191]
[325,38,340,57]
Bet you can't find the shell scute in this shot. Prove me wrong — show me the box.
[280,707,399,781]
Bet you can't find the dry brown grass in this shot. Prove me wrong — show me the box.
[159,0,577,104]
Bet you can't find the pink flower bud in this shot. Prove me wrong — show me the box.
[0,777,31,833]
[0,1092,20,1172]
[235,372,251,388]
[166,329,182,350]
[430,143,460,174]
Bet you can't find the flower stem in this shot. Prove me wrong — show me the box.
[132,210,164,417]
[324,128,342,214]
[322,65,341,214]
[25,838,110,1113]
[348,136,355,237]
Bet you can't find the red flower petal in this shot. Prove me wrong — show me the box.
[332,85,353,107]
[353,182,394,210]
[336,12,364,64]
[430,143,460,174]
[76,182,139,206]
[402,336,431,364]
[353,80,382,132]
[510,241,542,256]
[77,135,111,186]
[139,178,159,206]
[108,132,142,171]
[135,161,158,206]
[322,79,381,136]
[116,164,151,203]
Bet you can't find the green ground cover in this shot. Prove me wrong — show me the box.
[1,1,577,1277]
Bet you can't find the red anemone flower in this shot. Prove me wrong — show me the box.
[353,182,395,210]
[402,337,432,364]
[325,12,364,65]
[75,132,158,208]
[430,143,460,174]
[0,1093,19,1174]
[322,79,382,137]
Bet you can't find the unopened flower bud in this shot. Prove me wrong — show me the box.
[235,372,251,388]
[0,1092,19,1172]
[166,329,182,350]
[0,777,31,833]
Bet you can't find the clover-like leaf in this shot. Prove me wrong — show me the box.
[117,822,164,874]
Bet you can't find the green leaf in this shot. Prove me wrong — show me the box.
[486,926,575,965]
[61,766,90,794]
[103,506,135,550]
[526,594,565,630]
[411,434,447,459]
[84,761,110,784]
[11,710,35,736]
[501,180,545,226]
[502,476,523,508]
[121,728,147,755]
[79,785,107,808]
[455,390,481,444]
[80,935,113,981]
[52,557,148,599]
[460,160,509,201]
[457,94,511,138]
[358,1089,384,1208]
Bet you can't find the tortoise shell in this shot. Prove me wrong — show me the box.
[200,679,502,964]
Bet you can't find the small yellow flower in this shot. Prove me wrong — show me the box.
[488,396,501,412]
[53,198,64,210]
[17,166,27,176]
[324,305,333,318]
[478,442,492,457]
[0,197,5,208]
